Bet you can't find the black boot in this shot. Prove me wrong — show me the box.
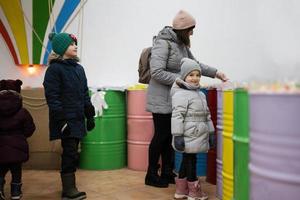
[61,173,86,200]
[145,165,168,188]
[161,167,176,184]
[0,178,5,200]
[161,146,176,184]
[11,183,22,200]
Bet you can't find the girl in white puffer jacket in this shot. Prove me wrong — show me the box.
[170,58,214,200]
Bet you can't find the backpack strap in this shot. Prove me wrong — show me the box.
[165,40,171,67]
[166,40,171,56]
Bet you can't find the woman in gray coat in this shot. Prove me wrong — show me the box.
[145,10,227,188]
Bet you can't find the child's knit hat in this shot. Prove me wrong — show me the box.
[180,58,201,80]
[48,32,77,56]
[0,79,23,93]
[172,10,196,30]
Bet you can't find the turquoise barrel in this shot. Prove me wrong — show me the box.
[79,90,127,170]
[233,89,249,200]
[200,88,208,96]
[175,152,207,176]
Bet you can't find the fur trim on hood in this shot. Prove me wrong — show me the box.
[47,52,80,65]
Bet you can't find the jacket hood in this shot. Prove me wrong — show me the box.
[0,90,22,117]
[170,80,181,97]
[156,26,179,43]
[170,78,200,97]
[180,58,201,80]
[47,52,80,66]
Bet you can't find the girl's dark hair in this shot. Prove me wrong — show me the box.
[173,26,195,46]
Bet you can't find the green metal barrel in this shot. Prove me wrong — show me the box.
[233,88,249,200]
[79,90,126,170]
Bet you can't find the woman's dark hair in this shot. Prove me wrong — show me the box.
[173,26,195,46]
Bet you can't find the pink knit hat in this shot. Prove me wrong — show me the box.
[172,10,196,30]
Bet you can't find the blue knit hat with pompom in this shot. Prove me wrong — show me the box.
[48,32,77,56]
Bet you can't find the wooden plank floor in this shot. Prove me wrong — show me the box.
[2,169,217,199]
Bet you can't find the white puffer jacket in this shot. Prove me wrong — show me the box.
[170,79,214,153]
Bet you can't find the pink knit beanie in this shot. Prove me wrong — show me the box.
[172,10,196,30]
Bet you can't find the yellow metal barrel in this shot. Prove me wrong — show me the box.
[222,90,234,200]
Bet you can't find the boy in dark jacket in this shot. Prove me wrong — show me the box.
[43,32,95,200]
[0,79,36,200]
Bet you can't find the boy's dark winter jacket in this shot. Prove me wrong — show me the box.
[43,56,94,140]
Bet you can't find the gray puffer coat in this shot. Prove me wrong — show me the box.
[146,26,217,114]
[170,79,214,153]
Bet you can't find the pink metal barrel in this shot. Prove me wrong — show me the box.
[127,89,154,171]
[249,93,300,200]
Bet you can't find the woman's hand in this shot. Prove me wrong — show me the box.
[215,71,228,82]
